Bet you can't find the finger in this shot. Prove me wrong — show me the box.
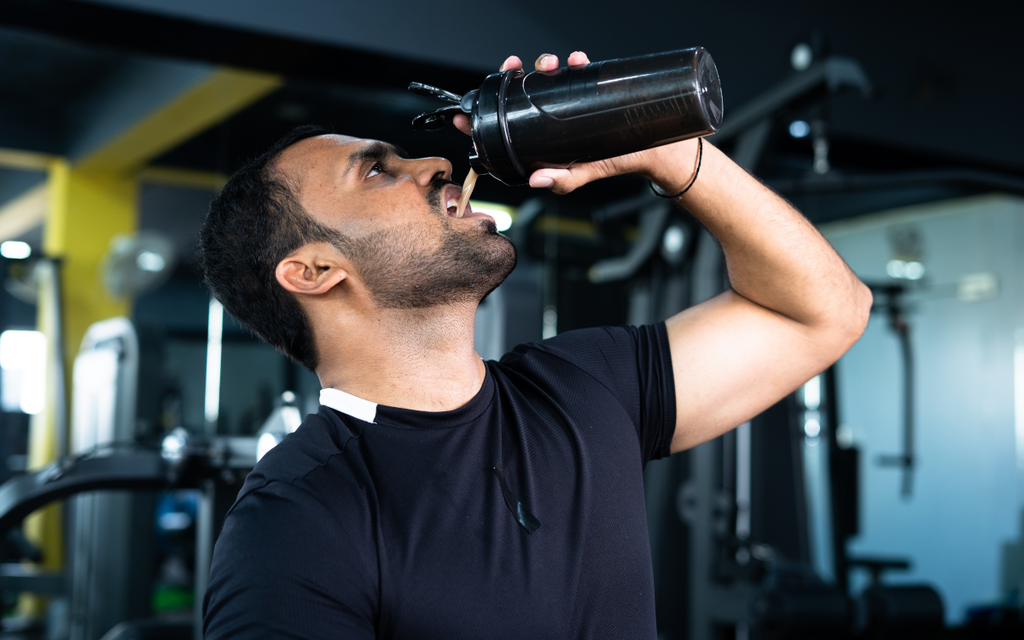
[534,53,559,72]
[452,113,471,136]
[567,51,590,67]
[499,55,523,72]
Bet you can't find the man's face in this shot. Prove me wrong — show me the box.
[276,134,516,308]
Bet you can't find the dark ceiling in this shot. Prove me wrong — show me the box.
[0,27,129,154]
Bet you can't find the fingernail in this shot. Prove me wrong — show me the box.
[538,54,553,66]
[531,176,554,188]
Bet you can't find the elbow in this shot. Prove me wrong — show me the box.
[831,279,873,358]
[852,280,873,339]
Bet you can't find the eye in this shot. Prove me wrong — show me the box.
[366,161,388,178]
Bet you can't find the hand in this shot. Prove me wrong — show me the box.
[452,51,590,136]
[453,51,700,195]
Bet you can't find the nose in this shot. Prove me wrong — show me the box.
[405,156,452,186]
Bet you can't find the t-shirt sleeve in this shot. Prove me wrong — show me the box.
[508,323,677,463]
[203,480,377,639]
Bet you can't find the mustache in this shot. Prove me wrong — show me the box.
[427,175,457,211]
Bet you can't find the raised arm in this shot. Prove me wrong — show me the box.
[488,52,872,454]
[645,139,871,452]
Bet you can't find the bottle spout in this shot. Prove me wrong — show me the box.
[468,148,489,177]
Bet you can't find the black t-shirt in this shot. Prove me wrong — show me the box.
[204,324,676,639]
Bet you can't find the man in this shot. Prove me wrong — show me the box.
[201,51,871,639]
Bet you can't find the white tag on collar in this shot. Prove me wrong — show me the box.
[319,388,377,423]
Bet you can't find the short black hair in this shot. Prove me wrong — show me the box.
[198,125,346,371]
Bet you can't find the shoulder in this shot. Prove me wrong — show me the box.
[494,324,676,461]
[233,405,365,506]
[220,406,377,542]
[214,404,377,554]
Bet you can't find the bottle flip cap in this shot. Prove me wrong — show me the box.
[409,82,475,131]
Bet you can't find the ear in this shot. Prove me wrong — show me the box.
[275,242,348,296]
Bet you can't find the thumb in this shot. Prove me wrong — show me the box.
[529,163,607,195]
[452,113,471,136]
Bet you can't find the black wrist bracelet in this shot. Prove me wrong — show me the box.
[650,137,703,199]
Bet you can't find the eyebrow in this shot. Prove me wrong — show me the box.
[345,141,409,175]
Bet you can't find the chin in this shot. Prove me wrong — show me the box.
[468,216,499,236]
[361,224,517,310]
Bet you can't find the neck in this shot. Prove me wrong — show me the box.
[315,301,485,412]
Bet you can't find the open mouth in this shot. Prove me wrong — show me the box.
[443,184,473,218]
[443,184,460,217]
[446,197,460,217]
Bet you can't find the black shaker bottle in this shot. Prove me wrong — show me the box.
[410,47,723,186]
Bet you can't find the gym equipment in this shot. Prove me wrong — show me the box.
[866,283,916,497]
[0,425,258,639]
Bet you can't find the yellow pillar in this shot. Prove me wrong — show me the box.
[45,161,137,361]
[20,161,138,616]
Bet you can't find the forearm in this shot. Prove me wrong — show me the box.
[645,139,871,335]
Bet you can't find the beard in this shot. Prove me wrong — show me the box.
[339,181,517,309]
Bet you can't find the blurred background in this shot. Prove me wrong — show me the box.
[0,0,1020,638]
